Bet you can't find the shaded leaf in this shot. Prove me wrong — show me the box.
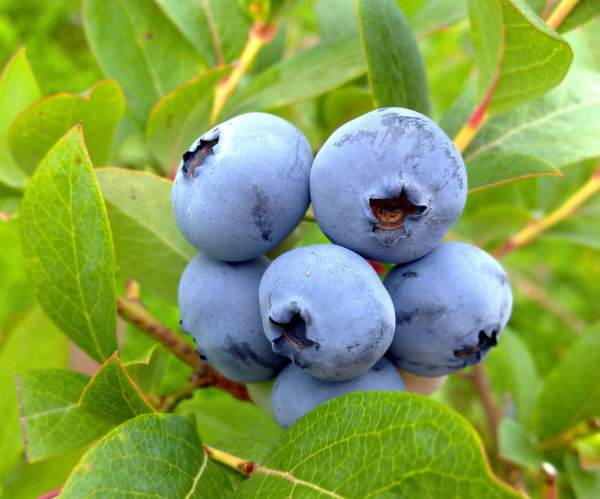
[60,414,234,498]
[314,0,359,41]
[79,353,155,425]
[498,418,546,470]
[83,0,206,126]
[0,308,68,479]
[1,446,87,499]
[463,69,600,168]
[564,453,600,499]
[467,0,572,114]
[16,369,113,462]
[96,167,195,305]
[156,0,252,66]
[559,0,600,33]
[19,127,117,363]
[0,48,40,190]
[146,66,231,175]
[226,36,366,115]
[485,329,540,426]
[358,0,430,114]
[467,153,562,193]
[234,392,521,497]
[532,322,600,438]
[409,0,468,37]
[0,219,36,324]
[542,215,600,251]
[177,388,282,445]
[8,80,125,176]
[574,433,600,470]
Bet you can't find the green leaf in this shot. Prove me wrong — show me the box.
[234,392,521,497]
[358,0,430,114]
[177,388,282,445]
[155,0,252,66]
[61,414,234,498]
[79,353,155,425]
[0,308,68,479]
[467,153,562,193]
[146,66,232,175]
[16,369,113,462]
[463,69,600,168]
[226,36,366,115]
[0,48,40,190]
[467,0,572,114]
[19,127,117,363]
[558,0,600,33]
[96,167,195,305]
[8,80,125,176]
[564,453,600,499]
[83,0,206,126]
[532,322,600,438]
[485,329,540,426]
[498,418,546,470]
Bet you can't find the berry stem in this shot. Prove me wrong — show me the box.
[541,462,558,499]
[494,167,600,258]
[116,296,250,402]
[203,445,257,476]
[210,20,277,125]
[546,0,580,29]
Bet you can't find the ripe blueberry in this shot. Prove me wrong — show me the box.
[178,254,287,383]
[271,358,406,429]
[259,243,396,381]
[310,107,467,263]
[384,241,513,377]
[172,112,313,262]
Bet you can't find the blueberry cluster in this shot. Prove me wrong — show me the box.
[173,109,513,429]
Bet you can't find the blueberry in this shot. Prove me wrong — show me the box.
[271,358,406,429]
[178,254,288,383]
[172,112,313,262]
[310,108,467,263]
[259,243,396,381]
[383,241,513,377]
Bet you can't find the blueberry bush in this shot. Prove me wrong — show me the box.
[1,0,600,497]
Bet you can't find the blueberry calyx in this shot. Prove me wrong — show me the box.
[182,137,219,177]
[453,329,498,359]
[369,189,426,246]
[269,314,318,368]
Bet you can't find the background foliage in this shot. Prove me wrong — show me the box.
[1,0,599,497]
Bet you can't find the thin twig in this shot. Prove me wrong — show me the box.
[470,363,502,448]
[116,296,250,401]
[494,168,600,258]
[210,20,277,124]
[546,0,580,29]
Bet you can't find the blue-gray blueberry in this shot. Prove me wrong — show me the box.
[310,107,467,263]
[172,112,313,262]
[384,241,513,377]
[178,254,287,383]
[259,243,395,381]
[271,358,406,429]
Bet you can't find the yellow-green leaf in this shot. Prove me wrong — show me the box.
[8,80,124,176]
[468,0,572,114]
